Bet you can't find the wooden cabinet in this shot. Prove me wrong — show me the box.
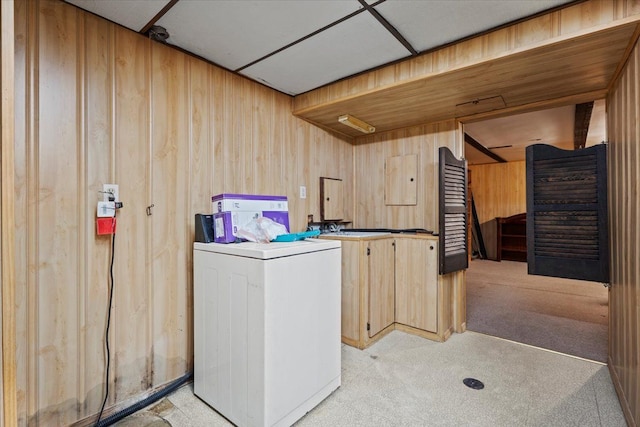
[334,237,395,348]
[367,239,396,337]
[322,234,451,349]
[395,238,438,333]
[497,213,527,262]
[385,154,417,205]
[395,235,453,342]
[339,239,361,344]
[320,177,344,221]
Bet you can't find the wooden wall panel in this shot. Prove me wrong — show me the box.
[150,41,190,387]
[13,0,33,423]
[112,25,151,407]
[354,120,459,232]
[467,161,526,259]
[1,0,17,425]
[12,1,354,425]
[607,32,640,427]
[83,11,115,415]
[36,2,80,424]
[468,161,523,224]
[187,56,212,377]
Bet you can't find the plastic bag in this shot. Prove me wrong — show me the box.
[236,216,288,243]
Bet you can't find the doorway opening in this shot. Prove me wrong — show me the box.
[462,100,608,363]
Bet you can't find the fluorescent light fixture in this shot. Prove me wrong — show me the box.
[338,114,375,134]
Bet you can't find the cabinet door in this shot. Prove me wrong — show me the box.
[385,154,417,205]
[395,239,438,333]
[368,239,395,337]
[340,240,360,342]
[320,177,344,221]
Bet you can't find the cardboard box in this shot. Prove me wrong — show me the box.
[212,193,288,214]
[211,194,290,243]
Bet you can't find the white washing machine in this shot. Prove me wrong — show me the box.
[193,239,342,427]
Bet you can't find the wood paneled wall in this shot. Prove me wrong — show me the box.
[12,1,353,425]
[352,120,467,332]
[607,33,640,427]
[353,121,459,231]
[468,161,526,259]
[294,0,640,114]
[1,1,17,426]
[468,161,527,224]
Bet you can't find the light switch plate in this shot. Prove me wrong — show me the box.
[300,186,307,199]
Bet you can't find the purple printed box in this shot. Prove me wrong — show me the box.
[212,193,288,213]
[211,194,290,243]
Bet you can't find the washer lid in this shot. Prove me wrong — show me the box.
[194,239,340,259]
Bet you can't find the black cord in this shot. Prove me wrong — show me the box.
[95,232,116,426]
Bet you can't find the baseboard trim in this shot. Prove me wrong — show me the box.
[608,356,637,427]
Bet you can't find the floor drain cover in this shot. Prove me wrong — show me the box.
[463,378,485,390]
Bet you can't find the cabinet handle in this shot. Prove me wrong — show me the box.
[430,245,434,250]
[326,197,330,201]
[410,178,414,182]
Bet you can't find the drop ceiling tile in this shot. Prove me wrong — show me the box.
[240,12,411,95]
[464,105,575,163]
[374,0,574,52]
[155,0,363,71]
[65,0,171,32]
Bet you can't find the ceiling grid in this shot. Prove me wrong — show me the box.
[66,0,575,96]
[64,0,612,163]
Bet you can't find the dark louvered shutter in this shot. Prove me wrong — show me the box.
[439,147,468,275]
[526,144,609,283]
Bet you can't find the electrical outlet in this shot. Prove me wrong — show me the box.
[103,184,119,202]
[300,186,307,199]
[97,201,116,217]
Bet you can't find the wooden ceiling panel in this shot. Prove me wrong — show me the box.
[465,142,499,165]
[294,22,638,139]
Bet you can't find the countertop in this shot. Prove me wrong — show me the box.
[320,232,437,241]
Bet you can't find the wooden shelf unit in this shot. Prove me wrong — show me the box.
[497,213,527,262]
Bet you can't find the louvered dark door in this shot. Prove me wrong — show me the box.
[439,147,468,275]
[526,144,609,283]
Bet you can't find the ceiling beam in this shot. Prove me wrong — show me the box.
[464,133,507,163]
[574,101,594,150]
[358,0,418,56]
[140,0,180,35]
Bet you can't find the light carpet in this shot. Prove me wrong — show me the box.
[466,259,608,362]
